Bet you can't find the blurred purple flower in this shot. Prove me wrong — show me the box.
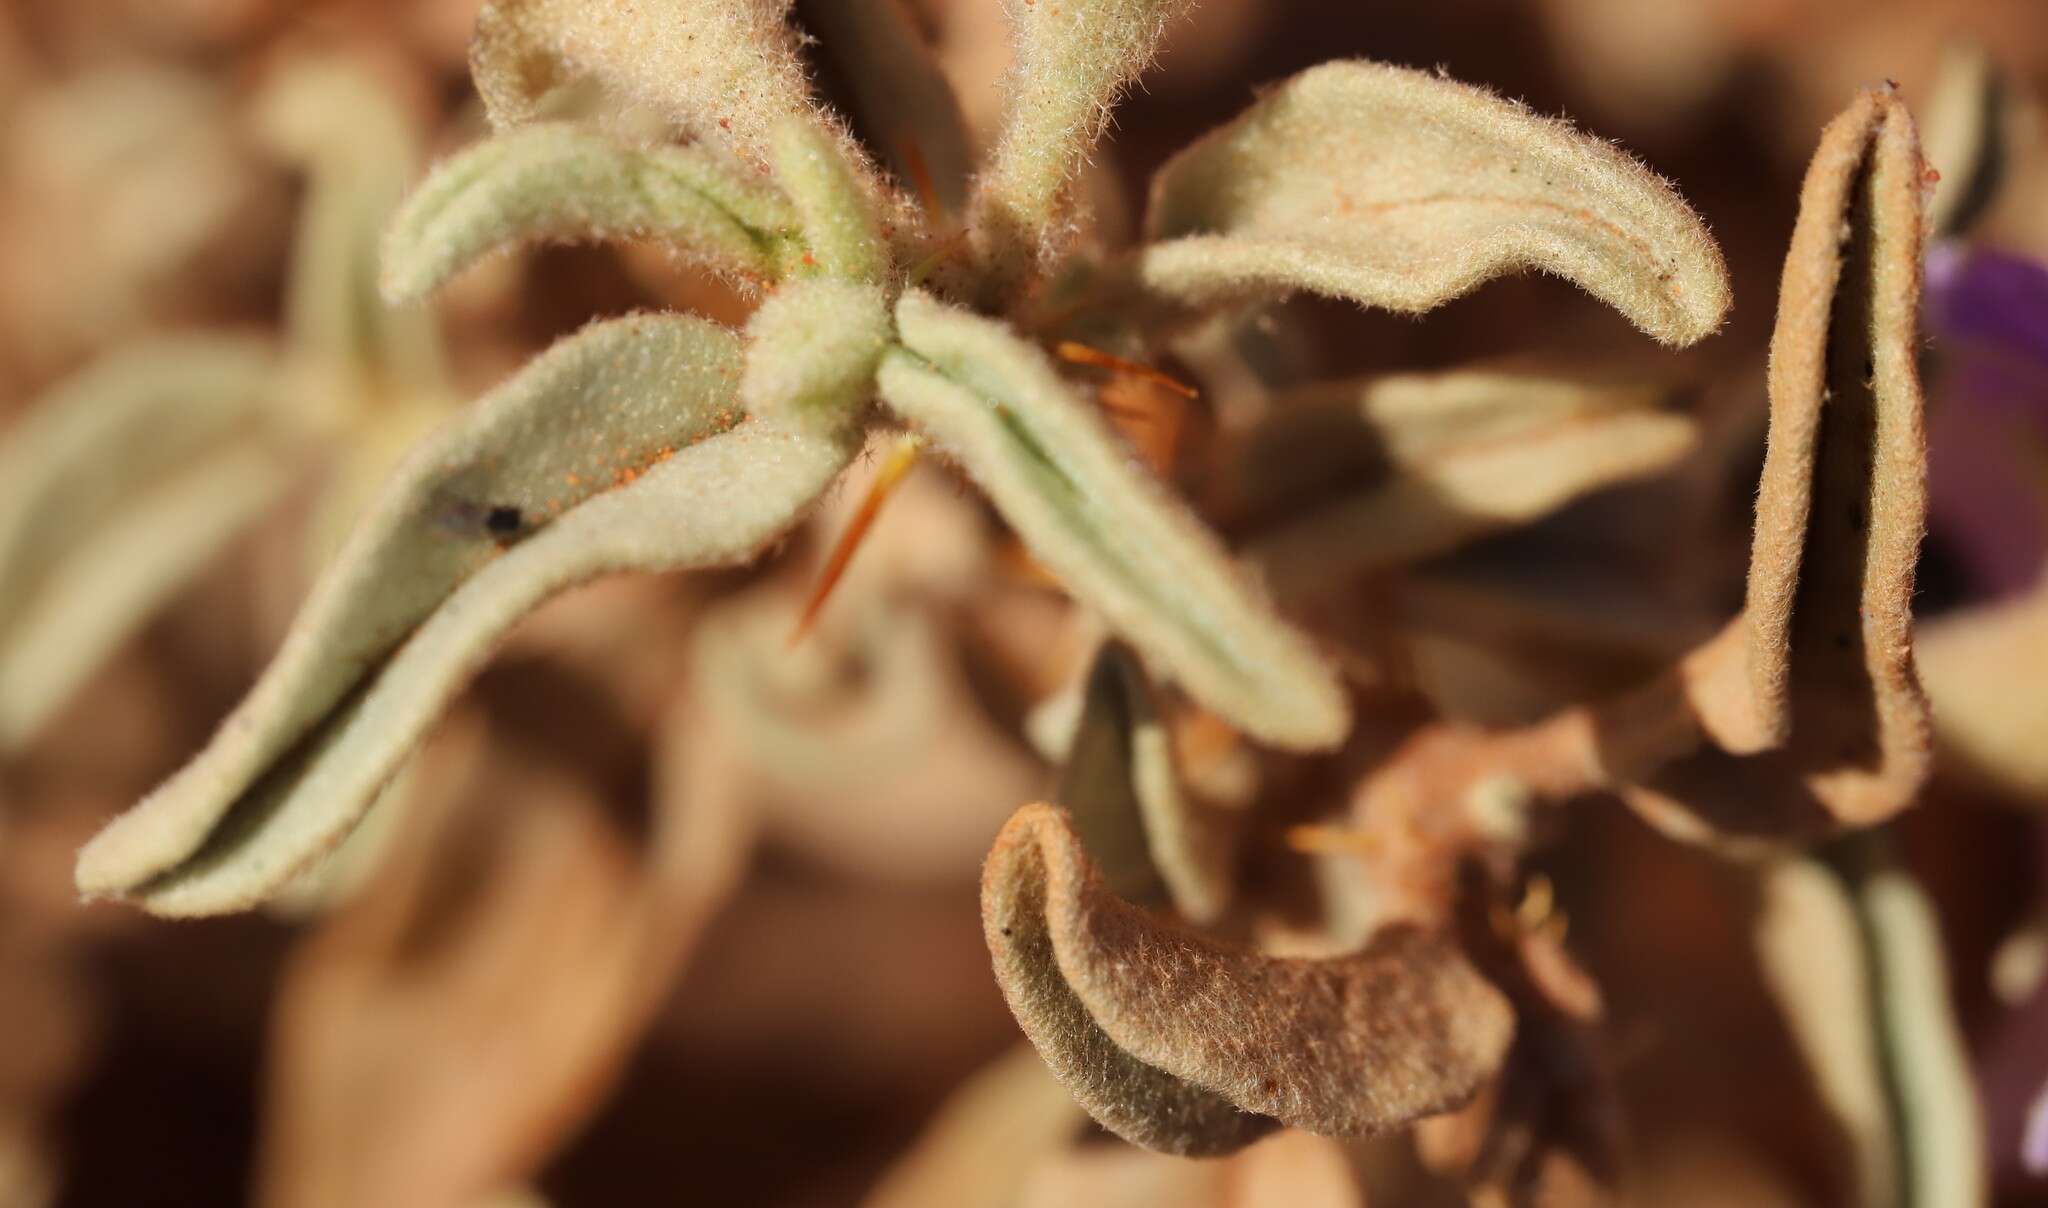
[1924,242,2048,598]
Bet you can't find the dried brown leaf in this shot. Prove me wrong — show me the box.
[983,804,1513,1154]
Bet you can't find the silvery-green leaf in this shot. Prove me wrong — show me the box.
[1757,845,1985,1208]
[880,290,1348,751]
[255,57,445,399]
[382,123,801,304]
[0,442,286,748]
[470,0,815,166]
[768,117,889,283]
[801,0,973,217]
[1233,370,1698,599]
[0,337,280,747]
[1060,642,1234,925]
[76,314,855,915]
[740,278,890,431]
[1140,61,1731,347]
[972,0,1197,281]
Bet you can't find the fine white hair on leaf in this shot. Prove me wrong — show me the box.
[75,314,856,915]
[880,290,1349,752]
[1140,60,1732,347]
[382,123,800,304]
[970,0,1199,288]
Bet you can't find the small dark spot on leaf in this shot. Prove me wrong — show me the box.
[1000,926,1013,937]
[485,506,524,537]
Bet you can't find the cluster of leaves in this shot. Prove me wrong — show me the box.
[35,0,2040,1203]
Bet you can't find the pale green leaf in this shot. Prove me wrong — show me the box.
[382,123,800,304]
[1059,642,1234,925]
[76,315,855,915]
[0,337,279,745]
[470,0,814,165]
[740,278,889,431]
[1140,61,1731,346]
[255,57,446,397]
[768,117,889,283]
[972,0,1197,280]
[0,442,286,748]
[880,290,1348,751]
[1757,845,1985,1208]
[1235,370,1698,599]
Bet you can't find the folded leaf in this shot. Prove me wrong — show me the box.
[1234,370,1698,598]
[76,315,853,914]
[972,0,1197,280]
[382,123,800,304]
[469,0,814,165]
[882,290,1348,751]
[1627,84,1933,839]
[0,337,280,747]
[1059,642,1234,924]
[740,278,890,431]
[1140,61,1731,346]
[983,804,1513,1153]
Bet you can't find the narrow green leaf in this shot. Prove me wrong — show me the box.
[382,123,800,304]
[1140,61,1731,346]
[76,314,855,915]
[972,0,1197,281]
[768,117,889,283]
[881,290,1348,751]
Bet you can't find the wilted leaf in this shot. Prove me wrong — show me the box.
[971,0,1196,281]
[1232,369,1699,599]
[1626,84,1933,840]
[76,315,853,915]
[1140,61,1731,346]
[881,290,1348,751]
[469,0,815,166]
[1058,642,1235,925]
[382,123,800,304]
[0,337,282,747]
[1756,845,1984,1208]
[983,804,1513,1154]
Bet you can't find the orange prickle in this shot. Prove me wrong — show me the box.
[789,434,925,646]
[1054,341,1200,400]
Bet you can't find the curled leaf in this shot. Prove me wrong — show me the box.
[470,0,815,165]
[882,290,1348,751]
[1234,369,1699,599]
[983,804,1513,1154]
[1140,61,1731,346]
[0,338,282,747]
[972,0,1197,279]
[76,315,853,915]
[1628,84,1933,839]
[382,123,799,304]
[1059,642,1235,925]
